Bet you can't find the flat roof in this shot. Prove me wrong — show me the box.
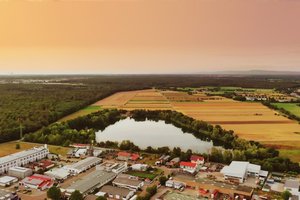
[65,157,102,171]
[285,179,300,189]
[0,176,17,183]
[100,185,132,197]
[9,166,31,173]
[45,168,70,179]
[221,161,249,178]
[66,170,116,194]
[0,189,12,199]
[0,146,48,164]
[113,174,143,187]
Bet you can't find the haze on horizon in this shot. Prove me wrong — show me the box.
[0,0,300,74]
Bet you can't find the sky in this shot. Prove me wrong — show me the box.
[0,0,300,74]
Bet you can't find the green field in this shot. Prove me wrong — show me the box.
[271,103,300,117]
[279,149,300,163]
[59,105,102,122]
[127,171,158,180]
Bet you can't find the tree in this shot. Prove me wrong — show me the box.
[15,143,20,149]
[69,190,83,200]
[159,176,168,185]
[96,196,107,200]
[281,190,292,200]
[47,186,61,200]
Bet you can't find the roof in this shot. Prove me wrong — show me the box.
[259,170,269,177]
[190,155,204,162]
[180,162,197,168]
[65,157,102,171]
[247,163,261,173]
[130,154,139,161]
[0,146,48,165]
[170,157,180,163]
[100,185,132,197]
[45,168,70,179]
[0,176,17,183]
[113,174,143,187]
[285,179,300,189]
[8,166,31,173]
[66,170,116,194]
[220,161,249,178]
[118,152,131,157]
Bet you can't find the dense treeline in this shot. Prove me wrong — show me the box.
[23,109,125,146]
[24,109,300,173]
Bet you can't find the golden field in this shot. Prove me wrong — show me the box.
[67,89,300,162]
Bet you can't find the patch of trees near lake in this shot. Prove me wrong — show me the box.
[24,109,300,173]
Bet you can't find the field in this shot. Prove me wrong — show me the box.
[92,89,300,162]
[0,141,71,157]
[59,105,102,122]
[271,103,300,118]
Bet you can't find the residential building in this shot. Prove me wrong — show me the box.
[113,174,144,191]
[98,185,135,200]
[64,157,102,175]
[0,145,49,174]
[20,174,53,190]
[284,179,300,196]
[0,176,18,187]
[190,155,205,165]
[117,152,139,161]
[165,180,185,189]
[166,157,180,167]
[8,167,33,179]
[220,161,263,183]
[180,162,199,174]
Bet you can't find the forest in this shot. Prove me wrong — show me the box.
[24,109,300,173]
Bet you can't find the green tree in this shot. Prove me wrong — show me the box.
[69,190,83,200]
[159,176,168,185]
[96,196,107,200]
[47,186,61,200]
[15,143,20,149]
[281,190,292,200]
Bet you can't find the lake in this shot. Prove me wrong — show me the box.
[96,118,213,153]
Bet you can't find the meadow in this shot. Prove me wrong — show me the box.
[271,103,300,118]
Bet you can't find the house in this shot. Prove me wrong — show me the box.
[20,174,53,190]
[112,174,144,191]
[165,180,185,189]
[8,167,33,179]
[220,161,262,183]
[98,185,135,200]
[284,179,300,196]
[180,161,199,174]
[190,155,204,165]
[117,152,139,161]
[155,155,171,165]
[166,157,180,167]
[0,176,18,187]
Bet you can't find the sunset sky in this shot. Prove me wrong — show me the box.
[0,0,300,74]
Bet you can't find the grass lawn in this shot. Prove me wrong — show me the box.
[0,141,71,157]
[59,105,102,122]
[271,103,300,118]
[127,171,157,180]
[279,149,300,164]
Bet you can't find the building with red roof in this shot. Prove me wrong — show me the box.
[117,152,139,161]
[190,155,205,165]
[180,161,199,174]
[20,174,53,190]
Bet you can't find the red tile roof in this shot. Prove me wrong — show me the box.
[190,155,204,162]
[131,154,140,161]
[118,152,131,157]
[180,161,197,168]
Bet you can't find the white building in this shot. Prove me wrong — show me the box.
[284,179,300,196]
[220,161,263,183]
[45,167,70,180]
[96,162,127,174]
[64,157,102,175]
[112,174,144,191]
[0,176,18,187]
[0,145,49,174]
[8,166,33,179]
[98,185,135,200]
[165,180,185,189]
[131,164,148,171]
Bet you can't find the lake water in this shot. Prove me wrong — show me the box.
[96,118,213,153]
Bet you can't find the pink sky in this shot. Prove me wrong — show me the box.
[0,0,300,74]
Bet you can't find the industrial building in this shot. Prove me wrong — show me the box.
[165,180,185,190]
[8,166,33,179]
[96,162,127,174]
[64,170,117,196]
[20,174,53,190]
[44,167,70,180]
[0,145,49,174]
[64,157,102,175]
[220,161,263,183]
[98,185,135,200]
[0,189,18,200]
[112,174,144,191]
[0,176,18,187]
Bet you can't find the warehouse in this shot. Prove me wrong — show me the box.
[0,176,18,187]
[8,167,33,179]
[64,170,117,196]
[20,174,53,190]
[0,145,49,174]
[98,185,135,200]
[96,162,127,174]
[112,174,144,191]
[64,157,102,175]
[44,167,70,180]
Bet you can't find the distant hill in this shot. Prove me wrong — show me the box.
[210,70,300,75]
